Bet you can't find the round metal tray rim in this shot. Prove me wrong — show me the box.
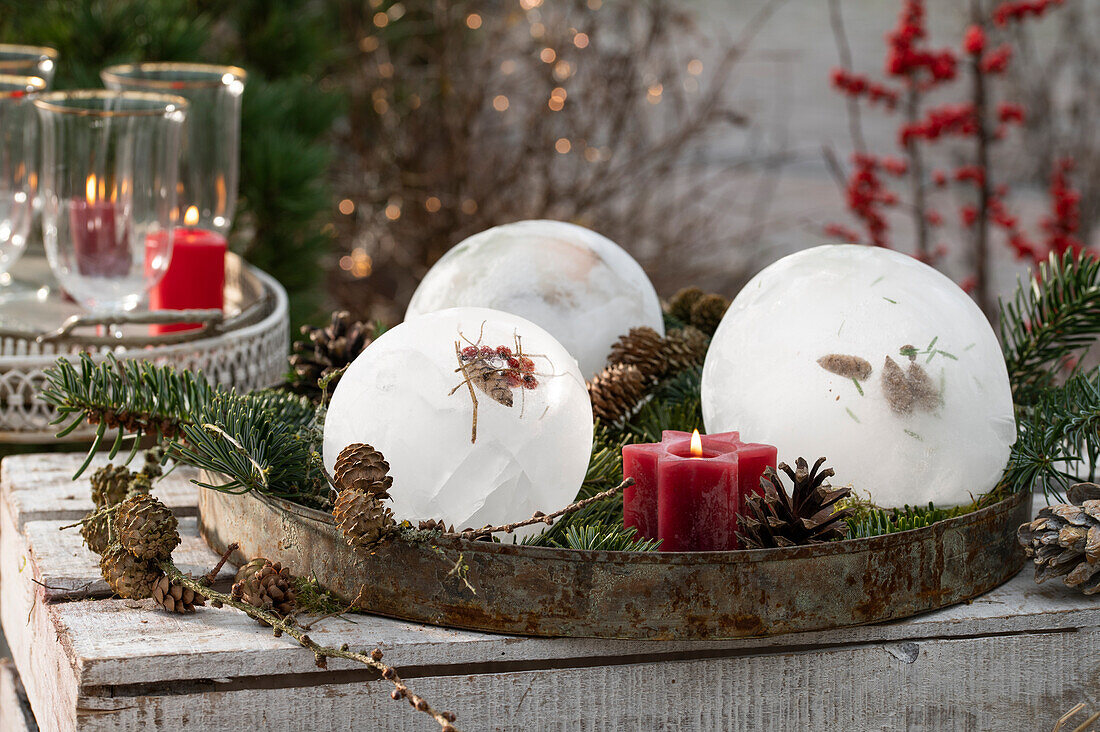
[235,481,1026,565]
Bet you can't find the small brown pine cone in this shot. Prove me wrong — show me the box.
[587,363,647,425]
[90,464,133,509]
[607,326,667,381]
[418,518,454,533]
[152,574,207,613]
[115,494,180,561]
[333,443,393,498]
[668,286,705,323]
[231,558,298,615]
[1018,483,1100,594]
[289,311,374,398]
[100,545,163,600]
[81,510,113,555]
[333,489,397,549]
[688,293,730,336]
[662,326,710,374]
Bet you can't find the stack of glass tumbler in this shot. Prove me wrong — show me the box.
[0,43,244,327]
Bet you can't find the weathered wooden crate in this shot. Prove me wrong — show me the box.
[2,453,1099,731]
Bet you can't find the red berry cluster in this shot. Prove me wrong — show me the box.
[844,154,899,248]
[885,0,957,85]
[461,344,540,389]
[899,103,977,145]
[830,69,900,109]
[1042,159,1083,258]
[993,0,1064,26]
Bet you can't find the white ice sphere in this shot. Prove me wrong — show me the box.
[405,220,664,378]
[323,306,593,535]
[701,245,1016,509]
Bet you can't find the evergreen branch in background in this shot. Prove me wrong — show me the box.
[999,250,1100,404]
[558,524,662,552]
[1002,367,1100,501]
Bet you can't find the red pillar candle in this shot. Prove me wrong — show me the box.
[147,217,226,334]
[623,429,777,551]
[657,431,739,551]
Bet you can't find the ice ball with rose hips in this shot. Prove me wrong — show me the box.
[701,244,1016,508]
[405,220,664,378]
[323,307,593,535]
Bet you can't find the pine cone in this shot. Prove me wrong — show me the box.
[231,558,298,615]
[418,518,455,532]
[689,293,730,336]
[668,286,705,323]
[1018,483,1100,594]
[737,457,853,549]
[587,363,647,425]
[90,464,132,509]
[333,489,397,549]
[81,510,113,555]
[100,545,163,600]
[333,443,393,497]
[115,494,180,561]
[607,326,667,380]
[152,574,207,613]
[662,326,710,374]
[289,310,374,398]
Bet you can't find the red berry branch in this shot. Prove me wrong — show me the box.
[827,0,1083,315]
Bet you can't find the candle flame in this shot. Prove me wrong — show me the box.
[184,206,199,226]
[85,174,96,205]
[690,429,703,457]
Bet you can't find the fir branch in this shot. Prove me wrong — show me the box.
[999,250,1100,404]
[160,560,459,731]
[558,524,661,551]
[845,502,971,539]
[40,353,216,475]
[1003,367,1100,500]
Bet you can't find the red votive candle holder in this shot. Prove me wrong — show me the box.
[623,429,777,551]
[146,224,226,334]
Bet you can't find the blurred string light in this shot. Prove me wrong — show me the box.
[338,198,355,215]
[540,47,556,63]
[359,36,379,52]
[530,22,545,38]
[573,32,589,48]
[647,83,663,104]
[520,0,543,8]
[493,94,510,111]
[461,198,478,214]
[373,11,388,27]
[587,0,601,9]
[553,60,572,80]
[687,58,703,75]
[466,13,482,29]
[555,137,571,154]
[425,196,441,213]
[501,59,517,74]
[340,248,373,278]
[385,201,402,220]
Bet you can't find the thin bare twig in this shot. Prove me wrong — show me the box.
[445,478,634,540]
[162,561,460,731]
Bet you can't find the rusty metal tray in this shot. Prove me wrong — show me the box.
[198,477,1029,640]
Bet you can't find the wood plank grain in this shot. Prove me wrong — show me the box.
[1,489,81,731]
[40,627,1100,731]
[1,453,199,531]
[23,518,236,601]
[0,659,36,732]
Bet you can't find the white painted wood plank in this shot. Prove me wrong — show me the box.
[33,627,1100,732]
[1,452,199,531]
[23,517,237,600]
[6,452,1100,691]
[0,488,81,732]
[0,659,35,732]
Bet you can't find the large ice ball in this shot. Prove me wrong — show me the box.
[406,220,664,378]
[323,306,593,534]
[701,245,1015,508]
